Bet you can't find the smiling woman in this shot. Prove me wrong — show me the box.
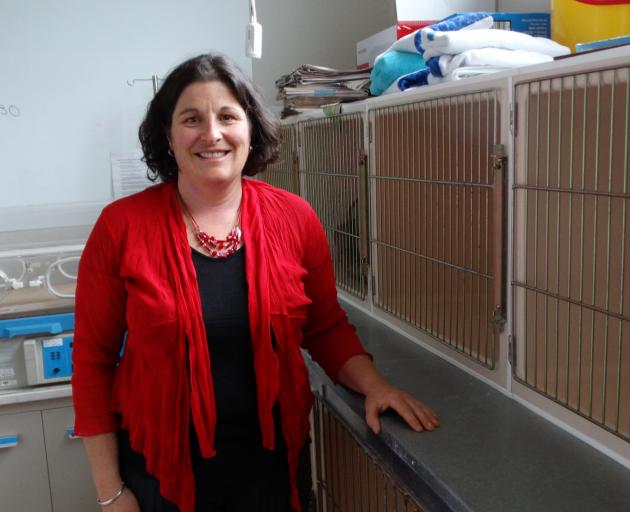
[71,53,439,512]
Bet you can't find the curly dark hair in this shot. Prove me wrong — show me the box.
[139,53,280,182]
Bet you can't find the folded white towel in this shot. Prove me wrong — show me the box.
[385,63,508,91]
[422,29,570,59]
[386,14,493,55]
[438,48,553,76]
[429,65,511,84]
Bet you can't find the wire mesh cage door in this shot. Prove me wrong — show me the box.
[312,393,427,512]
[261,124,300,194]
[369,91,503,369]
[299,114,368,301]
[512,66,630,442]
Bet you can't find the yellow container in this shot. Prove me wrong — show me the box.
[552,0,630,52]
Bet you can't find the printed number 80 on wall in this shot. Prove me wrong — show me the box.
[0,104,21,117]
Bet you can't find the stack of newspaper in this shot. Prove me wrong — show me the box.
[276,64,371,118]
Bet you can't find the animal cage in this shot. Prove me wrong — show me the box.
[512,64,630,441]
[262,115,368,300]
[298,115,368,300]
[369,91,503,369]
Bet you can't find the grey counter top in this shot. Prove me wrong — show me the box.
[308,299,630,512]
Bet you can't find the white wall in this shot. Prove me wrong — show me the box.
[395,0,495,20]
[251,0,397,107]
[0,0,249,229]
[498,0,550,12]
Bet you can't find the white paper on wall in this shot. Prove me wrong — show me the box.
[111,152,152,199]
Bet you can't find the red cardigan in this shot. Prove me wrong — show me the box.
[72,179,367,512]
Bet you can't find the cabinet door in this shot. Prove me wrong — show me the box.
[0,410,52,512]
[42,406,99,512]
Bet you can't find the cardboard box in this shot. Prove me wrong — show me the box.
[396,20,438,40]
[356,26,396,69]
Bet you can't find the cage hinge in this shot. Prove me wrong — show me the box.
[368,120,373,143]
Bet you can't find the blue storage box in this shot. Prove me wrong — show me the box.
[448,12,551,38]
[491,12,550,38]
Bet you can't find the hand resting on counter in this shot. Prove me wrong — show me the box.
[337,354,439,434]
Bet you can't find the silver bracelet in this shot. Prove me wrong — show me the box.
[96,482,126,507]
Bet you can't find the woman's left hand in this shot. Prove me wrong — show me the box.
[363,380,439,434]
[337,354,439,435]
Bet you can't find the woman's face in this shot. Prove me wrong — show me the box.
[169,80,251,189]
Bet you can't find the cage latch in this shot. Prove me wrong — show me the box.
[491,144,507,327]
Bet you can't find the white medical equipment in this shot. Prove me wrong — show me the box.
[0,232,85,390]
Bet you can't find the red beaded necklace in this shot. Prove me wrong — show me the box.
[178,194,242,258]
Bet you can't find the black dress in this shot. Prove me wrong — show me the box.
[118,247,312,511]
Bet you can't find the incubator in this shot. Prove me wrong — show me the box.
[0,226,89,391]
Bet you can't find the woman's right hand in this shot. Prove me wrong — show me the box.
[100,487,140,512]
[81,433,139,512]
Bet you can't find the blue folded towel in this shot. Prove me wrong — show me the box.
[378,12,495,94]
[397,67,431,91]
[370,50,426,96]
[426,56,442,77]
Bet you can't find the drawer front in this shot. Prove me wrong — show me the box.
[0,410,52,512]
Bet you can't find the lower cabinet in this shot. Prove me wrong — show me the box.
[0,410,52,512]
[0,401,99,512]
